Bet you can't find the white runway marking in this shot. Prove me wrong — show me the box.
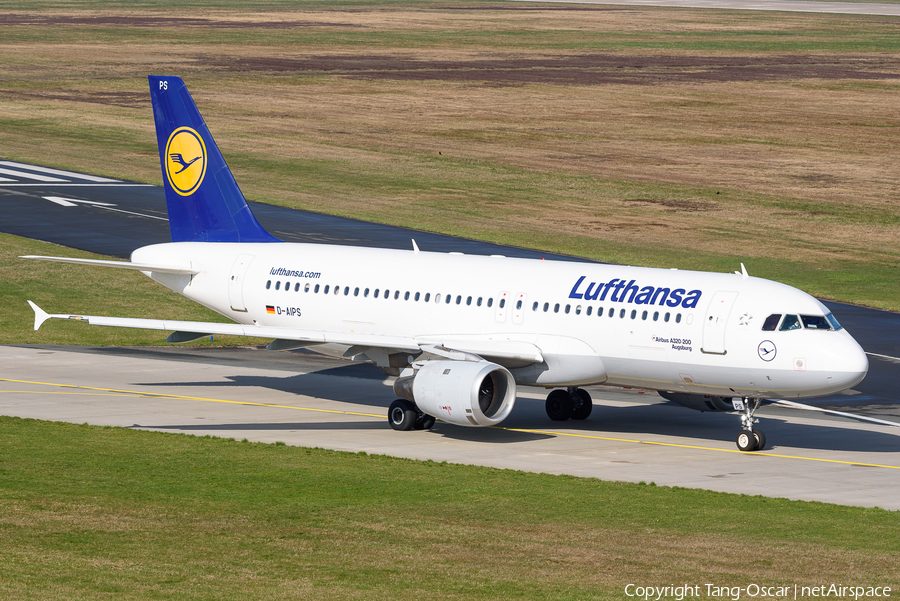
[0,183,154,187]
[40,196,168,221]
[43,196,116,208]
[0,161,121,183]
[0,167,67,182]
[0,161,121,184]
[867,352,900,364]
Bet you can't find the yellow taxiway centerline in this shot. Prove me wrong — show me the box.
[2,377,898,470]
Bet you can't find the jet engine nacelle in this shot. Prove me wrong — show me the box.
[393,360,516,427]
[657,390,735,412]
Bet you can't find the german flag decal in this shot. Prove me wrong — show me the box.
[266,305,276,314]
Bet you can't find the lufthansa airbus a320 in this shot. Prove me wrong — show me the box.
[24,76,868,451]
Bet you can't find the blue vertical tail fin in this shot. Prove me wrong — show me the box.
[148,76,279,243]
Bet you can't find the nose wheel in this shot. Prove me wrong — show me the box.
[734,397,765,451]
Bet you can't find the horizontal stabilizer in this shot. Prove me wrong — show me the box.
[21,255,198,275]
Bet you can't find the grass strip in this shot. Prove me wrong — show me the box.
[0,415,897,600]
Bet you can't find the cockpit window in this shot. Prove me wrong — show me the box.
[779,314,802,331]
[801,315,832,330]
[826,313,842,331]
[762,314,781,331]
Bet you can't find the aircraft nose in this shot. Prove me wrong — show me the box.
[831,335,869,391]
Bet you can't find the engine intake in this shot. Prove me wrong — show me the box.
[394,360,516,427]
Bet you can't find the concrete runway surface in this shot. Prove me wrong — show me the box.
[1,344,898,509]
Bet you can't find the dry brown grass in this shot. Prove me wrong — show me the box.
[1,4,899,306]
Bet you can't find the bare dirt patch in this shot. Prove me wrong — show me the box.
[0,14,363,29]
[205,53,900,85]
[0,89,146,108]
[624,198,715,212]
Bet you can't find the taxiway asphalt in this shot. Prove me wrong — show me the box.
[1,344,897,509]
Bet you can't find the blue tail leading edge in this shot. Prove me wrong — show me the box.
[148,76,280,243]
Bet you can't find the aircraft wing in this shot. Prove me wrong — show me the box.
[26,301,544,364]
[27,301,420,351]
[21,255,199,275]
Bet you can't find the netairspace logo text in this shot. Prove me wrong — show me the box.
[625,584,892,601]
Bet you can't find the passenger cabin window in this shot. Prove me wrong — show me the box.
[425,293,431,302]
[586,306,592,316]
[675,313,681,323]
[554,303,560,313]
[266,280,271,290]
[364,288,370,297]
[515,299,521,310]
[499,298,505,309]
[295,283,300,292]
[543,302,549,312]
[354,287,360,297]
[468,296,473,306]
[487,298,493,307]
[762,314,782,331]
[780,314,802,331]
[609,308,615,318]
[477,297,482,306]
[275,281,281,291]
[344,286,350,296]
[533,301,538,311]
[575,305,581,315]
[315,284,320,293]
[565,304,571,314]
[404,291,410,301]
[415,292,420,301]
[324,285,330,294]
[395,291,400,300]
[304,283,310,293]
[446,294,452,304]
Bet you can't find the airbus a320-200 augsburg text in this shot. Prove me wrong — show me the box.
[24,76,868,451]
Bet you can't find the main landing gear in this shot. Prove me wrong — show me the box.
[387,399,436,432]
[545,387,593,421]
[734,397,766,452]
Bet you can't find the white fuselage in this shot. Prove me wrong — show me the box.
[134,242,869,400]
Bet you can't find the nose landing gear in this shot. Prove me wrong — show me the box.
[734,397,765,451]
